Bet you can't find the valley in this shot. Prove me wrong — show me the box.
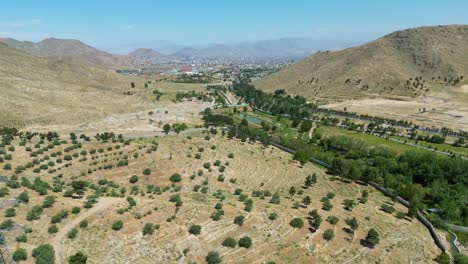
[0,7,467,264]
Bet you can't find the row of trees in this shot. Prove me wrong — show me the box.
[232,82,317,118]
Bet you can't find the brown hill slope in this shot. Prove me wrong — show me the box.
[0,37,145,69]
[253,25,468,100]
[0,42,147,127]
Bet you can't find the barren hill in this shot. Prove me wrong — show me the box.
[0,37,145,69]
[0,42,147,127]
[253,25,468,100]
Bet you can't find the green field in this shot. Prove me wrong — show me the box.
[390,135,468,156]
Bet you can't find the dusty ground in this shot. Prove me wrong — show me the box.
[25,100,211,136]
[321,86,468,131]
[0,133,445,263]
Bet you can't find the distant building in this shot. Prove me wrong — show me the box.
[179,66,192,72]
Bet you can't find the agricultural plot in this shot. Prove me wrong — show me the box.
[0,132,444,263]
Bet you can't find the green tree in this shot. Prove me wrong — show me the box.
[169,173,182,183]
[289,186,296,197]
[129,175,138,183]
[48,225,58,234]
[206,251,222,264]
[343,199,356,211]
[290,218,304,228]
[302,196,312,207]
[364,228,380,247]
[112,220,123,231]
[323,229,334,241]
[234,215,245,226]
[32,244,55,264]
[345,217,359,234]
[68,251,87,264]
[326,215,339,225]
[12,248,28,261]
[238,236,252,248]
[143,223,155,236]
[163,124,171,134]
[222,237,237,248]
[67,228,78,239]
[188,224,201,235]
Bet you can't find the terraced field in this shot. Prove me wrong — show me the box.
[0,132,444,263]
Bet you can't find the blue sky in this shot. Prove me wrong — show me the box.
[1,0,467,53]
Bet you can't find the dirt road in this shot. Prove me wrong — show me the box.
[52,197,123,263]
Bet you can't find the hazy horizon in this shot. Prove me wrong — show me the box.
[1,0,467,54]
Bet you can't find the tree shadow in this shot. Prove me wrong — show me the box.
[360,239,375,248]
[343,227,354,235]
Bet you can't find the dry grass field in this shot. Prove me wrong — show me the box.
[320,84,468,131]
[0,132,446,263]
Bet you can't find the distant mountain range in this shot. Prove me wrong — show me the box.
[143,38,360,61]
[0,38,146,69]
[0,37,360,68]
[253,25,468,99]
[128,48,175,64]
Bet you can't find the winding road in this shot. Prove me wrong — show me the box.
[52,197,122,264]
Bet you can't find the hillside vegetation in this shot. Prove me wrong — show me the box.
[254,25,468,100]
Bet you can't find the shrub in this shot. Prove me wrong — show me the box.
[238,236,252,248]
[129,175,139,183]
[269,193,280,204]
[323,229,334,241]
[67,228,78,239]
[206,251,222,264]
[222,237,237,248]
[289,218,304,228]
[79,220,88,228]
[234,188,243,195]
[12,248,28,261]
[364,228,379,247]
[269,212,278,220]
[112,220,123,230]
[322,199,333,211]
[32,244,55,264]
[48,225,58,234]
[68,251,87,264]
[71,207,81,214]
[381,204,395,214]
[326,215,339,225]
[26,206,43,221]
[343,199,356,211]
[234,215,245,226]
[143,223,155,236]
[5,207,16,217]
[189,224,202,235]
[142,168,151,175]
[169,173,182,183]
[16,234,27,243]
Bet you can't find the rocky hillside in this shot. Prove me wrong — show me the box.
[253,25,468,100]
